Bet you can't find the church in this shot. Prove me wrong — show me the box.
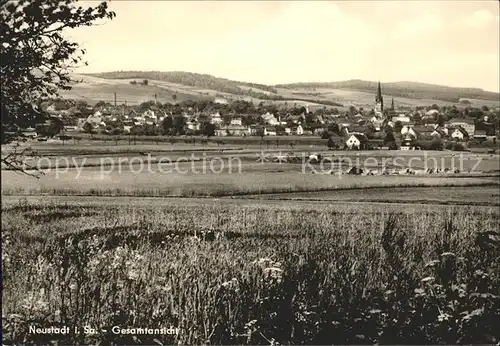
[374,81,396,118]
[375,81,384,114]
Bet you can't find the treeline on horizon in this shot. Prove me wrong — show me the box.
[84,71,499,104]
[83,71,344,107]
[85,70,279,97]
[276,80,500,103]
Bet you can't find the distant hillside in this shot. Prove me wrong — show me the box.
[275,80,500,103]
[84,71,282,100]
[72,71,498,108]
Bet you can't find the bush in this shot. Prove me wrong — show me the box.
[445,142,466,151]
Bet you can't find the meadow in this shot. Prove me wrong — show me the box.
[2,140,500,345]
[2,199,500,345]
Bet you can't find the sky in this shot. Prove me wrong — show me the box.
[70,1,500,92]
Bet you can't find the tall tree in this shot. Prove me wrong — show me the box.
[173,115,186,135]
[161,116,173,135]
[1,0,115,170]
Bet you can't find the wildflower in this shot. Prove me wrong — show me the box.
[127,269,139,281]
[21,292,49,314]
[264,267,283,282]
[221,277,239,292]
[438,312,451,322]
[425,260,440,268]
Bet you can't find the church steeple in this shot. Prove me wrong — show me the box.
[391,97,394,110]
[375,81,384,113]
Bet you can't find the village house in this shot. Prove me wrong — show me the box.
[450,127,469,141]
[230,117,242,126]
[248,125,259,136]
[431,128,446,139]
[347,125,367,135]
[392,114,412,123]
[291,124,304,136]
[449,118,475,137]
[215,128,226,136]
[345,133,368,150]
[133,115,146,126]
[316,115,326,124]
[370,116,384,131]
[21,127,38,139]
[425,109,439,117]
[264,126,277,136]
[210,112,223,125]
[186,120,200,132]
[401,123,418,138]
[76,118,87,131]
[86,112,103,126]
[412,125,437,139]
[261,112,279,126]
[474,130,487,140]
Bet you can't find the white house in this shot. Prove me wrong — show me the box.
[401,124,418,138]
[230,118,242,126]
[186,121,200,131]
[264,126,277,136]
[449,119,475,137]
[425,109,439,116]
[451,127,469,141]
[143,109,155,118]
[133,116,146,125]
[392,115,411,123]
[345,133,368,150]
[86,113,102,125]
[210,112,223,125]
[262,112,279,126]
[293,124,304,136]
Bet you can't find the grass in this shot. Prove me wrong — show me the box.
[2,169,499,197]
[240,186,500,206]
[2,200,499,345]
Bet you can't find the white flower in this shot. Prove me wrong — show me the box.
[438,312,451,322]
[221,277,239,291]
[127,269,139,280]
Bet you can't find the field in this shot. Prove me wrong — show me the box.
[2,140,500,345]
[62,74,500,109]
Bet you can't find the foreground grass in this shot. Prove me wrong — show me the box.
[2,201,499,345]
